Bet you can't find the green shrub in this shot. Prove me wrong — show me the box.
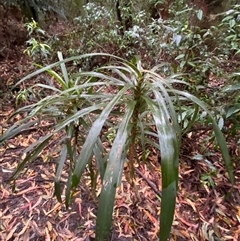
[0,53,234,241]
[24,19,51,62]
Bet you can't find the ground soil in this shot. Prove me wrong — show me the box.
[0,11,240,241]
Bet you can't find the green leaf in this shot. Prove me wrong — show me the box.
[54,143,68,203]
[65,168,73,209]
[12,53,127,89]
[94,140,108,182]
[142,91,179,241]
[151,91,179,241]
[174,90,235,184]
[230,19,236,28]
[45,69,67,90]
[0,120,37,144]
[225,104,240,118]
[54,182,62,203]
[33,83,62,93]
[58,51,70,86]
[175,54,185,60]
[78,117,107,181]
[71,85,131,192]
[10,134,53,181]
[72,71,125,86]
[147,74,181,138]
[223,83,240,92]
[54,103,106,132]
[182,104,199,135]
[96,101,136,241]
[100,66,133,84]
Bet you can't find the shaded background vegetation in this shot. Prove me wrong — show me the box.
[1,0,239,132]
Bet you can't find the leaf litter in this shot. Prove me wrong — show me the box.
[1,120,239,241]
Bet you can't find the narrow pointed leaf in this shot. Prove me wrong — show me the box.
[78,117,106,181]
[33,83,62,93]
[72,86,131,189]
[57,51,70,86]
[96,101,135,241]
[10,134,53,181]
[55,103,106,132]
[145,92,179,241]
[65,169,73,209]
[182,104,199,135]
[175,90,234,184]
[94,140,107,182]
[13,53,124,88]
[54,181,62,203]
[148,76,181,137]
[0,120,38,144]
[54,143,68,202]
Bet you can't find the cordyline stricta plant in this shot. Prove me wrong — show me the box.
[0,53,234,241]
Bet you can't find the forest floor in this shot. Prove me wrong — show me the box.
[0,15,240,241]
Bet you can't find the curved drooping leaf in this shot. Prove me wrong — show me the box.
[67,86,132,205]
[96,101,136,241]
[145,71,181,137]
[174,90,235,184]
[151,89,180,241]
[142,94,177,240]
[54,103,105,132]
[10,134,53,182]
[79,117,107,182]
[0,119,37,144]
[13,53,128,88]
[225,104,240,118]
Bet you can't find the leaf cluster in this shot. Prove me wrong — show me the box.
[0,53,234,241]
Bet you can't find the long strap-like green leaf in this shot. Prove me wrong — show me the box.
[69,86,131,198]
[96,101,136,241]
[143,92,179,241]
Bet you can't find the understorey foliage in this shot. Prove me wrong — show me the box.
[0,53,234,241]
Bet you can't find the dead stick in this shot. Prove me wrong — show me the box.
[134,167,162,198]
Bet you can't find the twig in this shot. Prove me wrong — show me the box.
[134,167,162,198]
